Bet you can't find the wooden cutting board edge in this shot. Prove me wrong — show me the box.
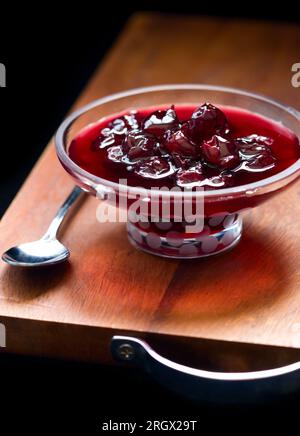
[1,314,300,371]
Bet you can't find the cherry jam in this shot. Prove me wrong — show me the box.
[68,104,300,190]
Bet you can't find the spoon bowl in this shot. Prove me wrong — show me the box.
[2,239,69,267]
[2,187,83,268]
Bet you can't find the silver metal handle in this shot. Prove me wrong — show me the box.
[42,186,83,240]
[111,336,300,403]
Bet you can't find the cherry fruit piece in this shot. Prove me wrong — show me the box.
[164,125,198,157]
[176,164,205,187]
[202,135,239,169]
[134,157,175,179]
[110,113,140,133]
[142,107,179,137]
[122,130,159,161]
[235,134,273,158]
[187,103,230,141]
[206,171,235,188]
[107,145,125,163]
[247,152,276,171]
[91,114,140,151]
[171,153,193,170]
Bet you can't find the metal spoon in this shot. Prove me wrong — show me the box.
[2,186,84,267]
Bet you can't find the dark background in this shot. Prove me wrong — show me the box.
[1,3,300,433]
[1,2,300,216]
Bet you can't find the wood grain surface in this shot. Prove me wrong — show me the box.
[1,14,300,368]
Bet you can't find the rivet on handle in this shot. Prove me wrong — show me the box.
[116,343,136,361]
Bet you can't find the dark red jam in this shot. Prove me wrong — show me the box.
[68,104,300,190]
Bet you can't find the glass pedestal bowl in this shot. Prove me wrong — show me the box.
[55,85,300,259]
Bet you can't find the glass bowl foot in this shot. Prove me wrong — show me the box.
[127,214,243,259]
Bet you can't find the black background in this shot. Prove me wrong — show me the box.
[1,3,300,433]
[1,2,300,215]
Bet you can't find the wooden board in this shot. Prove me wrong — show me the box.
[1,14,300,370]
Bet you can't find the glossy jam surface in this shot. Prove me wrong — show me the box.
[68,104,300,190]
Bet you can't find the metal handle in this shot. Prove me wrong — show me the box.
[111,336,300,403]
[42,186,83,240]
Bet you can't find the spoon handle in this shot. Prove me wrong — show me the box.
[42,186,84,240]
